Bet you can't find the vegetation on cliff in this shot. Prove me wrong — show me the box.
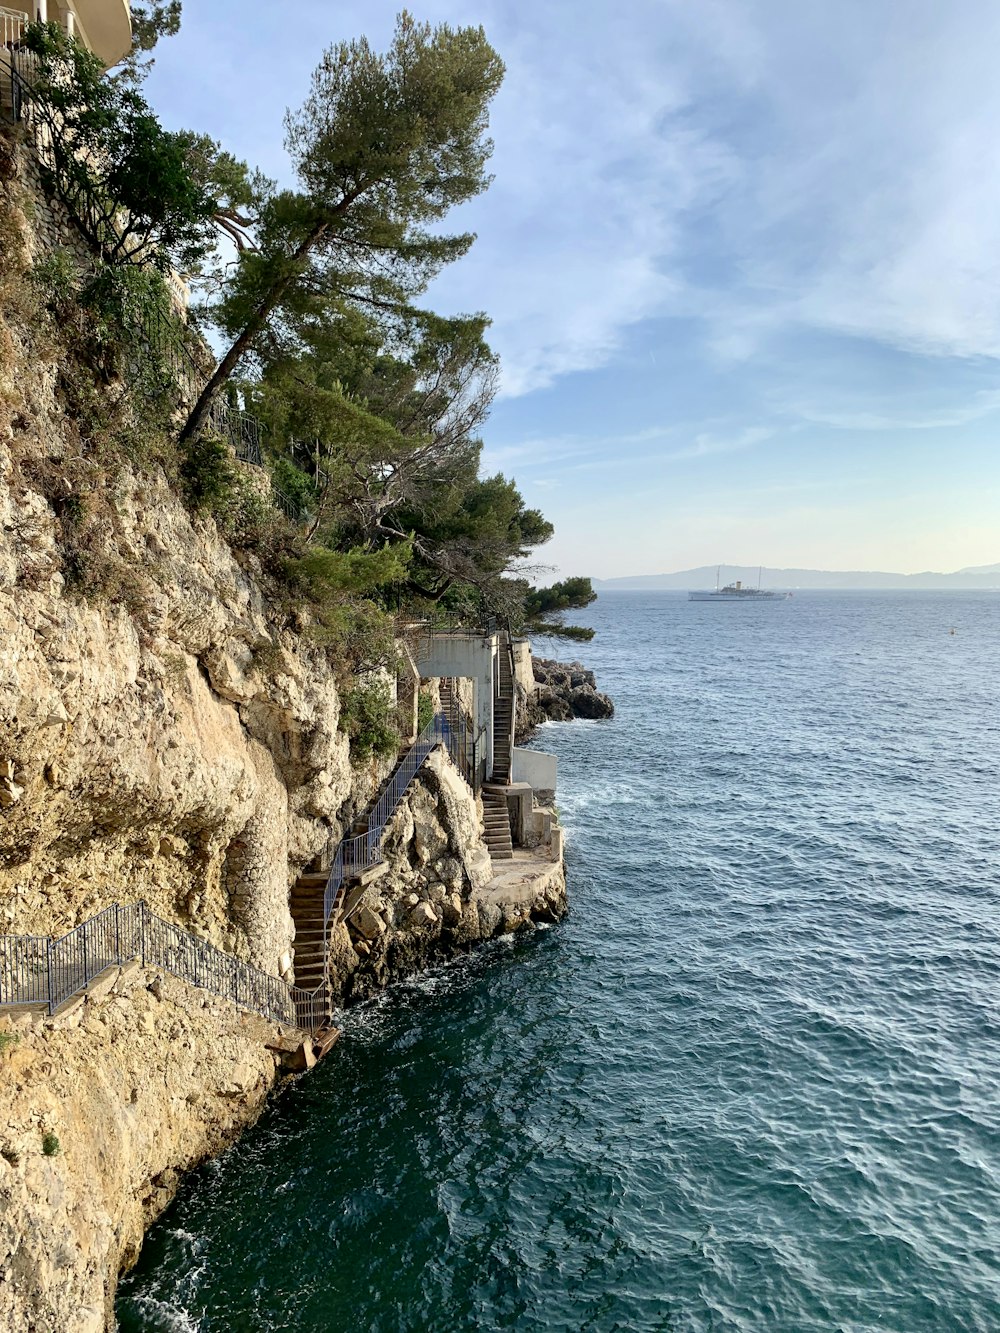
[5,9,598,736]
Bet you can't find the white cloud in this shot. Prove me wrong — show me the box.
[431,0,1000,394]
[152,1,1000,406]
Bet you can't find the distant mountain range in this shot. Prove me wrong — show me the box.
[594,563,1000,591]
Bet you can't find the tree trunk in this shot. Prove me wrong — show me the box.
[179,222,329,444]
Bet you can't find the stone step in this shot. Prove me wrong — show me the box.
[294,966,326,983]
[295,873,329,888]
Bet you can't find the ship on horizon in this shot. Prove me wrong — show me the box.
[689,567,791,602]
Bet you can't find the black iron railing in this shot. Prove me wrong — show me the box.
[0,710,476,1028]
[0,901,325,1030]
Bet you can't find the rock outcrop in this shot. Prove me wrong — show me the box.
[329,749,565,1003]
[0,127,568,1333]
[517,657,615,740]
[0,965,282,1333]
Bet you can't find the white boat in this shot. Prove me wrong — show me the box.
[689,567,791,602]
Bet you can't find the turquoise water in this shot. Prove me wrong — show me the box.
[117,592,1000,1332]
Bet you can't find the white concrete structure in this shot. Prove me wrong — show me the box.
[1,1,132,67]
[512,747,557,798]
[416,629,500,780]
[417,628,559,799]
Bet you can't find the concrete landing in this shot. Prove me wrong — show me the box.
[477,849,564,911]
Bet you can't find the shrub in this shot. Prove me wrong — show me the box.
[180,431,235,509]
[416,688,435,733]
[41,1132,61,1157]
[31,247,79,311]
[340,678,400,763]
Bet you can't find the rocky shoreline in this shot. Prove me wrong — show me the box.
[517,656,614,742]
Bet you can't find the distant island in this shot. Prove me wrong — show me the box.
[594,563,1000,591]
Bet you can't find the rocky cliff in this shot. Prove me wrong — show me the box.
[0,966,281,1333]
[0,133,566,1331]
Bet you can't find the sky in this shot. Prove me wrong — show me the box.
[146,0,1000,580]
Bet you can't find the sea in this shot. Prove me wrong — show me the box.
[116,590,1000,1333]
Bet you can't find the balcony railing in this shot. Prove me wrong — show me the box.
[0,8,27,51]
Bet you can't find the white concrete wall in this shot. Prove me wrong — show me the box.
[513,638,536,698]
[416,632,498,777]
[512,747,557,795]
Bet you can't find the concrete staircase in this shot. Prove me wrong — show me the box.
[481,786,513,860]
[489,644,515,785]
[290,871,329,995]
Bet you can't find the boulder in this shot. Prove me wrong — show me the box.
[351,904,386,940]
[408,902,438,928]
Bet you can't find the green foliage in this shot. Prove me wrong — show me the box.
[0,1031,18,1055]
[310,600,399,674]
[526,577,597,618]
[30,248,79,311]
[416,688,435,733]
[41,1132,61,1157]
[339,678,400,762]
[523,576,597,642]
[121,0,182,82]
[533,622,595,643]
[180,433,236,509]
[284,542,411,602]
[81,264,173,346]
[270,456,317,520]
[184,12,504,439]
[10,11,589,665]
[213,473,282,552]
[22,22,252,272]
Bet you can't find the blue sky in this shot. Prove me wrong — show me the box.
[147,0,1000,579]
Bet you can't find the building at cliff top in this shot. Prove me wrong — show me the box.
[1,1,132,67]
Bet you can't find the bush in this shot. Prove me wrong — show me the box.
[340,678,400,763]
[180,432,236,509]
[41,1132,61,1157]
[31,248,79,311]
[416,688,435,733]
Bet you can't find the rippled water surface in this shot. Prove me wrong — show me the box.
[117,592,1000,1332]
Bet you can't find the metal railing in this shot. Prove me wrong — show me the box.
[322,712,455,926]
[0,901,326,1030]
[440,679,477,789]
[0,711,477,1028]
[0,6,26,51]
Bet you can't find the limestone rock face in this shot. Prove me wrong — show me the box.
[0,452,355,972]
[0,966,281,1333]
[0,146,569,1333]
